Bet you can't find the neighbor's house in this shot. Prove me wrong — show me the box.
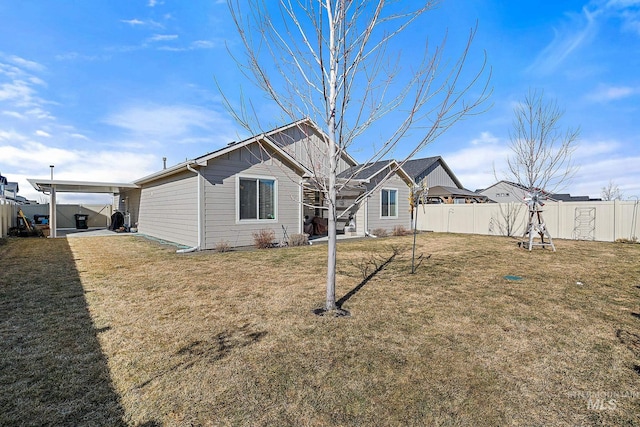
[402,156,488,204]
[3,182,19,201]
[116,119,414,249]
[477,180,530,203]
[478,180,600,204]
[0,178,32,205]
[0,173,7,200]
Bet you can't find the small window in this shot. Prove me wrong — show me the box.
[381,188,398,218]
[239,177,276,220]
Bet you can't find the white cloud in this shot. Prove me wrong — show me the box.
[190,40,216,49]
[528,7,599,75]
[440,130,640,198]
[2,110,25,119]
[0,129,28,142]
[570,154,640,197]
[54,51,108,61]
[0,131,159,202]
[158,39,219,51]
[121,18,145,26]
[148,34,179,42]
[586,84,638,102]
[439,132,511,191]
[0,57,55,122]
[29,76,46,86]
[470,131,500,146]
[606,0,640,6]
[573,139,620,157]
[8,55,45,72]
[0,80,36,104]
[103,103,235,140]
[25,107,55,120]
[601,0,640,34]
[0,140,80,170]
[34,130,51,137]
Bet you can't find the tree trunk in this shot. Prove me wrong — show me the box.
[324,0,339,311]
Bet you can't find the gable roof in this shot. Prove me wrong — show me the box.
[266,118,358,167]
[135,118,355,185]
[337,159,414,186]
[402,156,463,189]
[477,180,528,192]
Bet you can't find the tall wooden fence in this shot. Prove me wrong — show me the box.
[416,200,640,243]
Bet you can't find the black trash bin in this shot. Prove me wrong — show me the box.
[74,214,89,229]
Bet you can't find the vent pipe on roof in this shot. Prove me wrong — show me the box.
[162,157,167,169]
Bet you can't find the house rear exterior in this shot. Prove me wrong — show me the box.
[118,119,414,249]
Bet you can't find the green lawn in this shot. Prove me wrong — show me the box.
[1,233,639,426]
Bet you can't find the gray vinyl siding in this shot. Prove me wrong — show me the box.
[416,163,459,188]
[270,123,354,174]
[365,174,411,234]
[137,171,198,247]
[201,142,303,248]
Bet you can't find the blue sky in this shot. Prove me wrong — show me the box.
[1,0,639,203]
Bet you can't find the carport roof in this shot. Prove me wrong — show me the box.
[28,179,139,194]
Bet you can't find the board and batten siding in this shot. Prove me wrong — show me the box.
[365,173,411,234]
[137,171,198,247]
[418,162,459,188]
[201,142,304,248]
[424,162,458,188]
[270,124,354,175]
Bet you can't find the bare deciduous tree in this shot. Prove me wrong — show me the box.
[224,0,491,312]
[505,89,579,194]
[601,180,623,201]
[491,202,524,237]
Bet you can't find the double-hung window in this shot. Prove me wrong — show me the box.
[239,177,276,220]
[381,188,398,218]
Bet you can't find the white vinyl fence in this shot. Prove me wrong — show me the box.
[416,200,640,243]
[1,199,16,238]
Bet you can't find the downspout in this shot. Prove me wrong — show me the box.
[177,162,202,253]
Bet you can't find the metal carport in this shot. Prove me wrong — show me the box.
[27,179,139,238]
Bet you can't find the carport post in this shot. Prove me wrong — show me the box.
[49,185,57,238]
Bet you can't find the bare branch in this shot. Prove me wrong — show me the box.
[504,89,579,193]
[223,0,491,311]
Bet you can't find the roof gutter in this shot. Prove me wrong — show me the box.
[177,162,202,253]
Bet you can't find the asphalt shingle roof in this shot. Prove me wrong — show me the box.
[401,157,440,179]
[337,160,396,180]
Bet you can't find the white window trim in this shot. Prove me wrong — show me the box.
[380,187,399,219]
[236,174,278,224]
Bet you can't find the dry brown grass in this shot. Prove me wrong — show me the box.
[2,233,640,426]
